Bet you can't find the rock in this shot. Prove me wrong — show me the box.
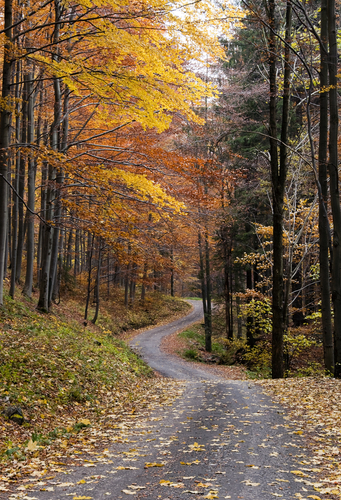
[3,406,25,425]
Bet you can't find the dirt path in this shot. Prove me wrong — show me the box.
[19,302,325,500]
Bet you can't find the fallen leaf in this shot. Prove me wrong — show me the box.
[122,490,136,495]
[291,471,307,477]
[78,419,91,426]
[144,462,165,468]
[241,480,260,486]
[25,439,40,452]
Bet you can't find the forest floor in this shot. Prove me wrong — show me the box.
[0,286,190,496]
[1,294,341,500]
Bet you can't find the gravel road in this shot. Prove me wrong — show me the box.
[27,301,322,500]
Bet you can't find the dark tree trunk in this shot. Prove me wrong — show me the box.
[84,233,94,322]
[92,239,102,324]
[141,261,147,302]
[319,0,334,373]
[15,72,28,284]
[0,0,13,305]
[10,61,21,298]
[269,0,292,379]
[23,70,35,297]
[204,230,212,352]
[327,0,341,377]
[74,228,80,276]
[170,246,174,296]
[198,230,208,330]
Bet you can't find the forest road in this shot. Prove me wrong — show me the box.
[30,301,321,500]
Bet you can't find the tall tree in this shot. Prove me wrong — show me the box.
[269,0,292,379]
[0,0,13,306]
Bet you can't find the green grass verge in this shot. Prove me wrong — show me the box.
[0,291,189,464]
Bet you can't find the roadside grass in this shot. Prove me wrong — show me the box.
[178,324,227,362]
[0,289,189,471]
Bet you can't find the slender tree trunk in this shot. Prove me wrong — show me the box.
[92,239,102,324]
[198,230,208,325]
[327,0,341,377]
[170,246,174,296]
[10,62,21,298]
[204,230,212,352]
[15,71,28,283]
[319,0,334,373]
[270,0,292,379]
[141,261,147,302]
[0,0,13,305]
[125,262,131,307]
[38,0,63,311]
[66,229,73,268]
[84,233,94,322]
[23,69,35,297]
[74,228,80,276]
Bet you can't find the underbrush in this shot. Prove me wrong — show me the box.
[177,322,325,379]
[0,288,189,466]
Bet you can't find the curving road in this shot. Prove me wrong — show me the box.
[29,300,322,500]
[130,299,218,380]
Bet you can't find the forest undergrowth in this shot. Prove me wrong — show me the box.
[0,285,189,489]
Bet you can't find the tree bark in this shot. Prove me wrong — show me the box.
[0,0,13,305]
[92,239,102,324]
[319,0,334,373]
[327,0,341,377]
[270,0,292,379]
[204,230,212,352]
[23,69,35,297]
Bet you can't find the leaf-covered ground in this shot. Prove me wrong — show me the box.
[0,290,189,491]
[259,377,341,498]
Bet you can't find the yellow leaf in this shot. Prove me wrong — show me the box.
[77,480,87,484]
[180,460,201,465]
[291,470,307,477]
[79,418,91,426]
[144,462,165,468]
[25,439,40,452]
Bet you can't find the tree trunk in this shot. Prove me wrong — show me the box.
[15,68,28,284]
[23,69,35,297]
[270,0,292,379]
[319,0,334,373]
[10,61,21,298]
[327,0,341,377]
[0,0,13,305]
[84,233,94,322]
[204,230,212,352]
[92,239,102,324]
[198,230,208,330]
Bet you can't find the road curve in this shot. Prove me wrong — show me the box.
[130,299,220,380]
[28,299,321,500]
